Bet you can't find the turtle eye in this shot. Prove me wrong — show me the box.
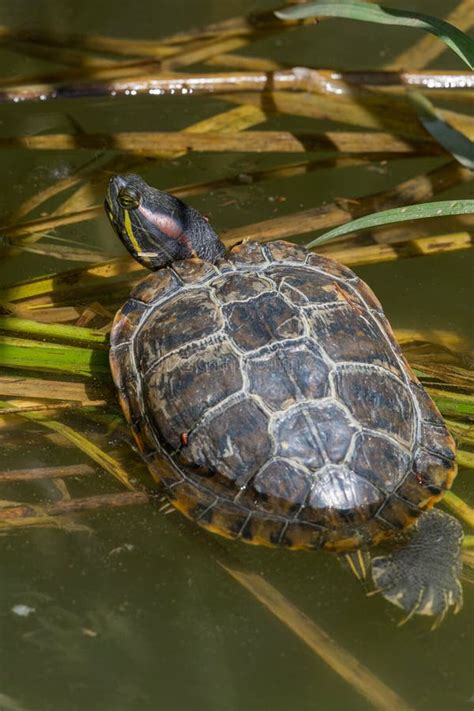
[118,187,141,210]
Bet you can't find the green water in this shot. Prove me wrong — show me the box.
[0,1,473,710]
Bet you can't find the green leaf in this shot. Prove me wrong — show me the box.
[408,92,474,171]
[0,316,108,346]
[0,335,109,378]
[306,200,474,247]
[275,2,474,69]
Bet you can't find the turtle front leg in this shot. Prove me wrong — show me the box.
[371,509,463,627]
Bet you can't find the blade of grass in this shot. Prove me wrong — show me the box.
[443,491,474,527]
[409,91,474,170]
[0,505,88,532]
[275,2,474,69]
[427,388,474,419]
[445,419,474,448]
[307,200,474,247]
[0,316,108,345]
[457,450,474,469]
[0,335,109,378]
[463,537,474,552]
[386,0,474,69]
[0,6,305,60]
[44,491,149,514]
[410,362,474,390]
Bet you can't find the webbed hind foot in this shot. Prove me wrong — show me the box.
[371,509,463,626]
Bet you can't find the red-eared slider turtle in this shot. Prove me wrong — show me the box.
[106,174,463,625]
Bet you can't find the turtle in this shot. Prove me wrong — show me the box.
[105,174,463,625]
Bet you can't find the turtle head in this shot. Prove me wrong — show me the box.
[105,174,225,270]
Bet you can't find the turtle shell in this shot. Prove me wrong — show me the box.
[110,240,456,552]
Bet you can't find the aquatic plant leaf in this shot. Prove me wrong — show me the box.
[0,316,108,345]
[384,0,474,69]
[0,335,109,378]
[409,91,474,171]
[427,388,474,419]
[275,2,474,69]
[443,492,474,526]
[456,451,474,470]
[307,200,474,247]
[445,419,474,448]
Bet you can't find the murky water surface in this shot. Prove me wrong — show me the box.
[0,1,472,710]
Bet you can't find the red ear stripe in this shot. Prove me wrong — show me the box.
[140,205,193,252]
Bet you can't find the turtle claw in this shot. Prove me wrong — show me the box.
[430,598,449,631]
[453,596,463,615]
[397,591,423,627]
[371,509,463,626]
[344,549,370,581]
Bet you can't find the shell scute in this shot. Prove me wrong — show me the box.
[349,277,385,314]
[350,431,410,493]
[266,265,350,306]
[135,288,223,367]
[171,258,218,284]
[252,459,312,517]
[110,299,147,346]
[308,303,404,375]
[305,252,357,281]
[420,421,456,462]
[130,267,182,304]
[302,464,384,529]
[223,291,304,351]
[246,342,329,411]
[212,272,272,304]
[333,365,414,445]
[264,240,308,263]
[228,240,268,267]
[145,339,243,449]
[179,398,272,488]
[273,400,357,468]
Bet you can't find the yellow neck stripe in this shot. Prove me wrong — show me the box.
[123,210,141,254]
